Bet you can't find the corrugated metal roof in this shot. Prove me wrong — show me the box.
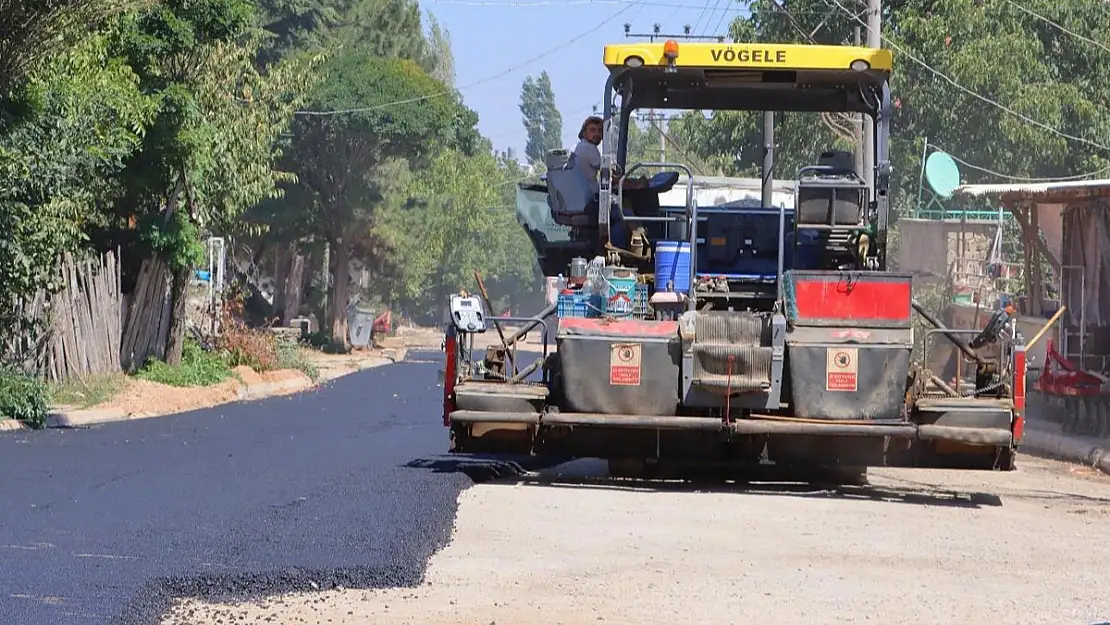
[952,179,1110,199]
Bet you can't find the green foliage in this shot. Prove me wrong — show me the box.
[275,341,320,381]
[0,30,153,349]
[135,339,233,387]
[0,363,50,428]
[425,14,455,88]
[0,0,137,97]
[110,0,315,256]
[137,210,204,274]
[520,71,562,166]
[376,148,540,321]
[256,0,431,70]
[668,0,1110,211]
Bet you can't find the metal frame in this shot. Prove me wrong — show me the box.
[921,324,1018,397]
[597,63,894,311]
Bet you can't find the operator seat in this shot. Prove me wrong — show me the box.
[796,149,868,226]
[545,152,598,228]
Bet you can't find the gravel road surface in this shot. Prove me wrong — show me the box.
[165,454,1110,625]
[0,351,486,625]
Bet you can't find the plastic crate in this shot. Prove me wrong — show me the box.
[557,292,599,318]
[634,283,650,318]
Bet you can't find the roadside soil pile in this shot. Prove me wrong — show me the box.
[91,365,314,418]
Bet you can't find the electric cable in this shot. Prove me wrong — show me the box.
[293,2,635,116]
[1001,0,1110,56]
[926,144,1109,182]
[822,0,1110,153]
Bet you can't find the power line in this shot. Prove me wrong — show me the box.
[484,103,598,140]
[822,0,1110,153]
[292,2,635,116]
[425,0,834,14]
[708,0,738,39]
[928,144,1109,183]
[690,0,721,34]
[1002,0,1110,56]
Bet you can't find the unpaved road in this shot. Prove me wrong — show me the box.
[164,454,1110,625]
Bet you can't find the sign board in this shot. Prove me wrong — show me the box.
[610,343,642,386]
[825,347,858,392]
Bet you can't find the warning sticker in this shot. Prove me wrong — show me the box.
[825,347,858,392]
[610,343,642,386]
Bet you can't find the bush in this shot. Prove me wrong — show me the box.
[275,341,319,381]
[135,339,233,387]
[220,323,279,372]
[0,364,49,428]
[215,281,280,372]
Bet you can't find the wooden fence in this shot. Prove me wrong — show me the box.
[3,250,213,381]
[120,257,173,373]
[12,251,126,383]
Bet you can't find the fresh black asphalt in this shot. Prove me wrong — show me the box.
[0,349,545,625]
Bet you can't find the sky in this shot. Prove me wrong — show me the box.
[420,0,751,160]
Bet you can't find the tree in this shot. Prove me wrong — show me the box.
[519,71,563,166]
[425,14,455,88]
[669,0,1110,215]
[109,0,317,365]
[0,30,153,355]
[376,148,541,322]
[255,0,430,70]
[276,49,477,346]
[0,0,141,102]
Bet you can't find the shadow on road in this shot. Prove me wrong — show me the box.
[404,454,572,484]
[405,455,1004,509]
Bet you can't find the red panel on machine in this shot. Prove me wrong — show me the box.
[791,277,912,322]
[559,317,679,337]
[1013,347,1026,412]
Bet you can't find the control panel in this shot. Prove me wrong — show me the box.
[449,294,487,333]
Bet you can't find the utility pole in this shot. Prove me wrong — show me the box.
[853,25,865,177]
[862,0,881,194]
[659,115,667,162]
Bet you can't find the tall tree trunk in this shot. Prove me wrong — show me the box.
[163,264,189,366]
[273,244,288,320]
[329,237,350,350]
[282,246,306,326]
[160,172,189,366]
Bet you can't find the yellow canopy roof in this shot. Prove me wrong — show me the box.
[603,42,892,74]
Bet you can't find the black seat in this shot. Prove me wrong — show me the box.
[796,150,869,227]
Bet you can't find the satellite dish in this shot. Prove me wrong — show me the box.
[924,151,961,199]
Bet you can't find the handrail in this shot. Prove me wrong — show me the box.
[615,161,698,308]
[483,315,552,363]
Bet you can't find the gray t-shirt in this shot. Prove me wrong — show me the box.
[572,138,601,194]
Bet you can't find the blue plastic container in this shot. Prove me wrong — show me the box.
[654,241,692,292]
[557,292,599,318]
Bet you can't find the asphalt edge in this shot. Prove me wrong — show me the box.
[1,347,410,432]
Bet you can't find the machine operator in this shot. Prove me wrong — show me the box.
[572,115,649,193]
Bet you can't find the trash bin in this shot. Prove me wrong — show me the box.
[348,307,376,348]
